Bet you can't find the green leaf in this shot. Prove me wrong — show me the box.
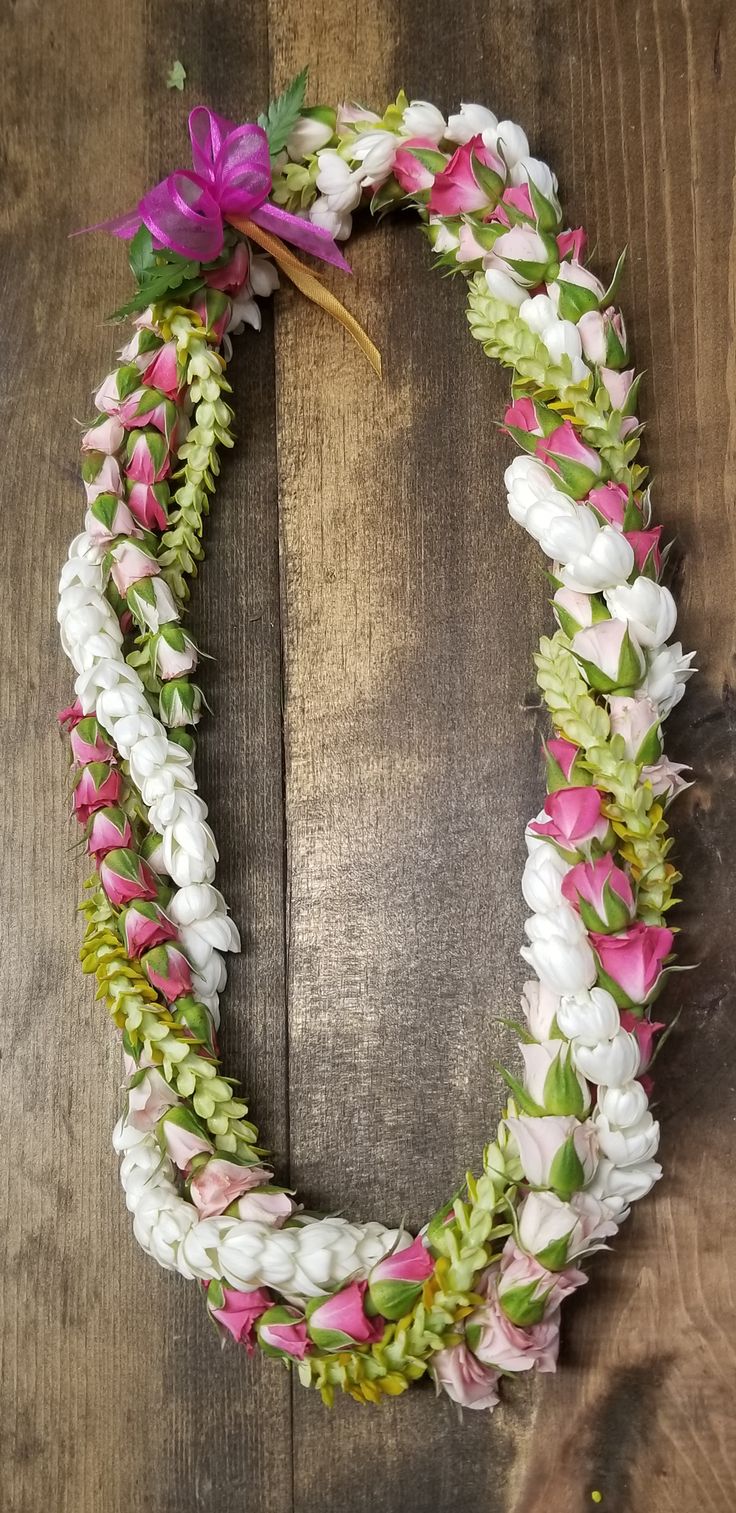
[257,66,309,157]
[129,225,156,284]
[166,59,187,92]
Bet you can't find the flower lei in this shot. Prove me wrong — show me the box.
[58,80,694,1414]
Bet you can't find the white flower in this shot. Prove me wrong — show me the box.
[190,953,227,996]
[139,746,198,806]
[446,102,498,145]
[521,845,570,913]
[519,1039,592,1113]
[492,120,530,169]
[248,254,279,298]
[286,114,333,159]
[518,1188,618,1261]
[348,130,398,184]
[572,1029,641,1087]
[128,732,172,785]
[96,682,151,732]
[642,641,696,715]
[111,709,161,757]
[430,216,459,253]
[557,987,621,1045]
[597,1081,650,1128]
[163,815,219,887]
[148,789,209,833]
[511,155,560,206]
[594,1110,660,1166]
[557,515,636,594]
[309,195,353,241]
[401,99,446,142]
[604,578,678,649]
[504,453,569,534]
[484,267,527,307]
[315,149,364,211]
[587,1156,661,1207]
[541,316,588,383]
[168,884,241,959]
[521,906,597,996]
[521,979,561,1040]
[519,293,558,334]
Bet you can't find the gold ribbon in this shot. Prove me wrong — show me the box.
[226,214,382,379]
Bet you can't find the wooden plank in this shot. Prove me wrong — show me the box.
[0,3,293,1511]
[268,2,736,1510]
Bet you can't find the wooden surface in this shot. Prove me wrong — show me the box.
[1,1,735,1509]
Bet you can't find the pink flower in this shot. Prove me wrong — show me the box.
[189,1158,274,1219]
[529,786,610,855]
[591,922,674,1008]
[428,136,504,215]
[505,1114,598,1196]
[234,1189,296,1225]
[535,421,602,496]
[368,1235,435,1319]
[138,342,182,399]
[562,854,635,933]
[82,415,125,454]
[118,388,177,436]
[100,847,160,906]
[160,1112,213,1171]
[468,1276,560,1373]
[86,805,134,861]
[641,756,691,802]
[125,429,171,485]
[489,183,534,225]
[572,619,645,693]
[518,1189,618,1268]
[86,494,139,544]
[126,481,170,531]
[587,481,628,528]
[553,586,599,632]
[578,307,627,366]
[127,1067,180,1132]
[189,288,231,344]
[69,717,114,765]
[504,396,543,435]
[608,695,661,762]
[432,1343,500,1411]
[120,900,177,956]
[154,626,199,680]
[600,366,636,411]
[626,527,662,574]
[393,136,440,193]
[306,1281,385,1350]
[109,541,160,596]
[59,699,84,732]
[73,762,122,824]
[258,1305,311,1360]
[620,1011,665,1071]
[557,227,587,261]
[204,240,250,294]
[142,943,192,1002]
[490,225,557,285]
[497,1241,586,1326]
[546,736,580,783]
[207,1284,273,1350]
[83,454,123,504]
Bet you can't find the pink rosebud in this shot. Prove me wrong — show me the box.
[557,227,587,261]
[456,223,488,264]
[561,854,635,934]
[153,625,199,680]
[432,1343,500,1411]
[368,1235,435,1319]
[125,429,172,485]
[86,493,139,544]
[640,756,691,802]
[587,481,628,528]
[490,182,534,223]
[82,415,125,454]
[306,1280,385,1350]
[497,1241,586,1326]
[58,699,84,732]
[490,225,557,286]
[600,366,636,411]
[83,453,123,504]
[189,1158,274,1220]
[535,420,602,496]
[127,1067,180,1132]
[204,240,250,294]
[505,1113,598,1196]
[578,308,627,367]
[393,136,440,193]
[467,1273,560,1373]
[73,762,122,824]
[138,342,182,399]
[234,1189,296,1226]
[207,1283,273,1350]
[428,136,504,215]
[608,695,661,762]
[257,1305,311,1360]
[552,586,599,633]
[100,847,160,906]
[591,922,674,1008]
[529,786,611,855]
[120,900,177,957]
[504,396,543,435]
[86,805,134,861]
[626,527,662,575]
[572,619,645,693]
[620,1010,665,1071]
[118,388,178,438]
[189,287,231,344]
[142,943,192,1002]
[160,1112,214,1171]
[546,735,580,783]
[126,480,170,531]
[109,540,160,597]
[69,716,114,765]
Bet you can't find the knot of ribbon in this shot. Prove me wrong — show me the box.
[89,106,381,376]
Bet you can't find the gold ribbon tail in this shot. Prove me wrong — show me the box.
[226,214,382,379]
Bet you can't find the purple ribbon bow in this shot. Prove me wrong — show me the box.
[94,106,350,272]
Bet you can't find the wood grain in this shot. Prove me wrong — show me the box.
[1,0,735,1508]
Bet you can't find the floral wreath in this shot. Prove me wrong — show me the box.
[58,73,694,1413]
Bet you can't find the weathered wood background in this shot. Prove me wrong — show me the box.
[2,0,735,1508]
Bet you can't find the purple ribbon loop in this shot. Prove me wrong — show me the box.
[87,106,351,273]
